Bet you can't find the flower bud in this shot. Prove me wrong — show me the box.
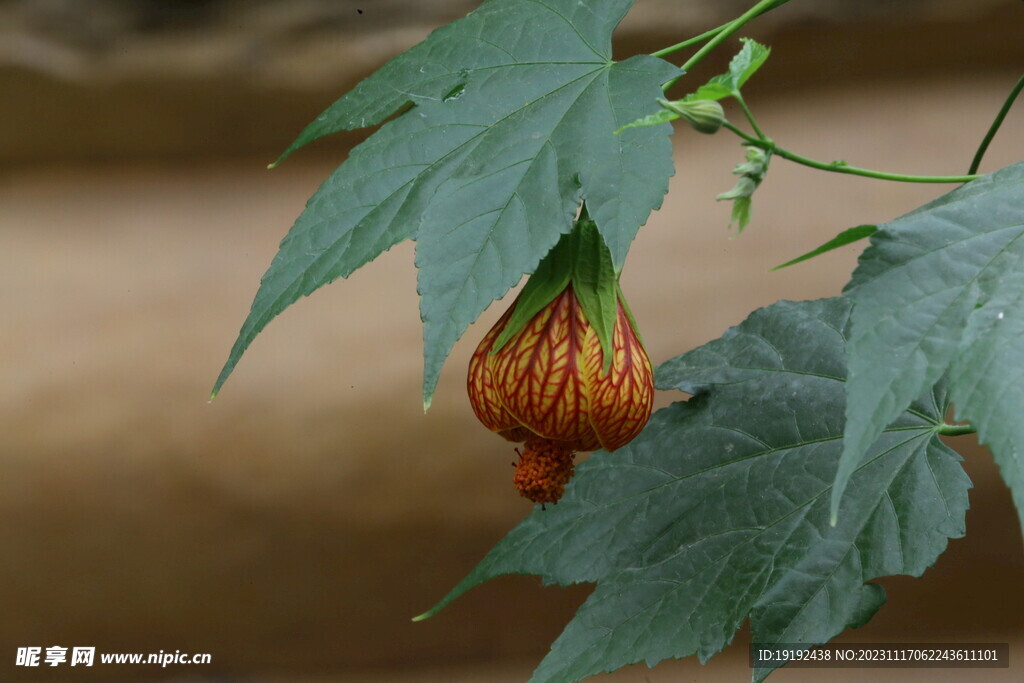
[659,97,725,134]
[468,282,654,505]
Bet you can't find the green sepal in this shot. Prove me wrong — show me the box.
[571,218,619,374]
[491,212,622,376]
[491,231,574,353]
[614,107,680,134]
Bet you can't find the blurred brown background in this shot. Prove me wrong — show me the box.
[2,0,1024,681]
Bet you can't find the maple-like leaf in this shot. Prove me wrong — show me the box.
[213,0,681,405]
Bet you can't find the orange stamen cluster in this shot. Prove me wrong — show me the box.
[513,439,576,505]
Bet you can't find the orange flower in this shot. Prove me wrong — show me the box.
[468,283,654,505]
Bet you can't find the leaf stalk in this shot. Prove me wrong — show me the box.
[937,423,976,437]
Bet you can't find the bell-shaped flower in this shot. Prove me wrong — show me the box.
[468,218,654,505]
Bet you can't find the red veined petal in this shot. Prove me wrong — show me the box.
[581,301,654,451]
[467,300,531,441]
[489,287,599,449]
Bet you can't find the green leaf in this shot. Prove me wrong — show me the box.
[688,81,734,102]
[570,220,619,373]
[949,270,1024,530]
[728,38,771,90]
[771,224,877,271]
[212,0,682,403]
[420,298,969,682]
[838,161,1024,526]
[689,37,771,101]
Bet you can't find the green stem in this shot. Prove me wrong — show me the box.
[723,121,761,143]
[937,423,976,437]
[661,0,793,93]
[967,73,1024,175]
[736,136,981,184]
[680,0,791,73]
[734,93,767,140]
[651,21,734,59]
